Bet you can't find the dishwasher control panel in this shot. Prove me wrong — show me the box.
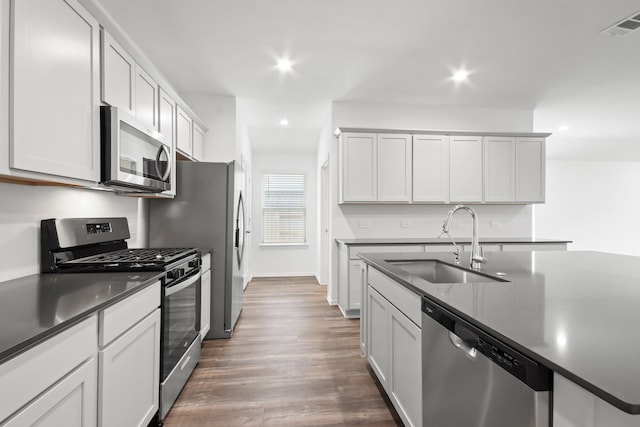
[422,297,552,391]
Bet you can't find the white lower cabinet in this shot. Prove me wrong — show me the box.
[0,283,161,427]
[3,357,97,427]
[98,286,161,427]
[367,285,390,387]
[348,260,364,311]
[366,268,422,427]
[389,304,422,427]
[200,270,212,339]
[0,317,97,425]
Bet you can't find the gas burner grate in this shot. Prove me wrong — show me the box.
[64,248,196,266]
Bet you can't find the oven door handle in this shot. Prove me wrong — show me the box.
[165,272,200,296]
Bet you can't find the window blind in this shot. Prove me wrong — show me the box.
[262,173,307,244]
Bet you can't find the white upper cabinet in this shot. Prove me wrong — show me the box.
[192,122,205,161]
[340,132,412,203]
[101,30,135,115]
[449,136,483,202]
[377,134,412,202]
[134,66,159,131]
[412,135,449,203]
[102,30,158,131]
[340,132,377,202]
[11,0,100,182]
[516,137,545,203]
[176,105,193,157]
[339,129,547,205]
[483,136,516,202]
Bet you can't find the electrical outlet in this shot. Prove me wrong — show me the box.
[401,219,412,228]
[490,221,502,228]
[359,220,371,229]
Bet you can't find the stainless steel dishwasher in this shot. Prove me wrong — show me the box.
[422,297,552,427]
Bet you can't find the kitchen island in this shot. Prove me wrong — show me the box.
[360,250,640,427]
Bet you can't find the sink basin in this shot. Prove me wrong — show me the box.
[387,260,507,284]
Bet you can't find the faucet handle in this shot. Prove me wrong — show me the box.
[473,245,487,264]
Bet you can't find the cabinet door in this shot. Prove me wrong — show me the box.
[341,133,377,202]
[176,106,193,156]
[367,285,389,388]
[11,0,100,182]
[412,135,449,202]
[449,136,483,202]
[389,304,422,427]
[3,358,97,427]
[158,88,177,196]
[360,264,368,355]
[134,66,159,131]
[99,309,160,427]
[200,269,211,340]
[192,122,205,161]
[377,134,412,202]
[516,137,545,203]
[101,30,135,115]
[347,260,363,311]
[483,136,515,202]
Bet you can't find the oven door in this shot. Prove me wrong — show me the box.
[162,270,201,381]
[101,105,171,193]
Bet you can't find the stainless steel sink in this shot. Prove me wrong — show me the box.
[388,260,507,284]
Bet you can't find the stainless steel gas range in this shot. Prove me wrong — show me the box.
[41,217,201,423]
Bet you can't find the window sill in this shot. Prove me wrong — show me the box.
[260,243,309,248]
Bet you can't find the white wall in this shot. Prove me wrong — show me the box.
[180,93,237,162]
[0,183,145,282]
[250,152,318,277]
[327,101,536,303]
[535,160,640,256]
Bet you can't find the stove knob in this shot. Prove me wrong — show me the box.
[188,259,200,269]
[167,268,184,280]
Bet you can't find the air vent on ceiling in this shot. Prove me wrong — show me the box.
[601,11,640,36]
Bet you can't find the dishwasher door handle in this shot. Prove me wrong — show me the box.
[449,331,477,360]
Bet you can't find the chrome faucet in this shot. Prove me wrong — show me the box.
[442,205,487,270]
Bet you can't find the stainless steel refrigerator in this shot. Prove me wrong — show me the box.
[148,161,245,339]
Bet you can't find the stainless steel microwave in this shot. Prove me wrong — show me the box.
[100,105,171,193]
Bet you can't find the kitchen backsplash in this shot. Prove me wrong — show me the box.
[335,204,533,239]
[0,182,146,282]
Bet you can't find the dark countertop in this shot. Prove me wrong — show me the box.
[336,237,572,245]
[360,250,640,414]
[0,271,163,364]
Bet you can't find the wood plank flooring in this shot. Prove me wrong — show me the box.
[163,276,402,426]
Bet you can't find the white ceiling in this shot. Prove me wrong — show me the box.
[96,0,640,159]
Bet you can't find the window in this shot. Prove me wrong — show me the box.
[261,173,307,244]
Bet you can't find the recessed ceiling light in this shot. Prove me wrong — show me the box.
[279,119,289,126]
[558,125,569,132]
[452,69,470,82]
[276,59,292,72]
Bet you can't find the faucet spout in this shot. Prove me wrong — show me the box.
[442,205,486,270]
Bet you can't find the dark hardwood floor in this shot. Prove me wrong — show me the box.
[163,276,402,426]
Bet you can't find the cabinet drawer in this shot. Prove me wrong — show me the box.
[99,282,160,347]
[201,252,211,272]
[0,316,97,423]
[368,268,421,327]
[350,245,423,259]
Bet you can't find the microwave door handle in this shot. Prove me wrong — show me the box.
[155,144,171,182]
